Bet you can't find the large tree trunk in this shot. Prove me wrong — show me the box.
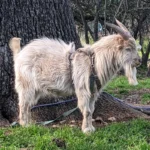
[0,0,81,48]
[0,0,81,126]
[0,45,18,126]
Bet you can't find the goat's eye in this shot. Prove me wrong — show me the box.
[126,48,131,52]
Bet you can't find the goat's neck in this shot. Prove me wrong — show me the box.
[95,52,121,87]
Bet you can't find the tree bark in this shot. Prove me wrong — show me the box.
[0,0,81,48]
[142,41,150,66]
[93,0,101,41]
[76,0,90,44]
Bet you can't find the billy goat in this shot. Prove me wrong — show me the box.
[9,20,141,133]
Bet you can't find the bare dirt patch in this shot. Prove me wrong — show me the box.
[123,89,150,104]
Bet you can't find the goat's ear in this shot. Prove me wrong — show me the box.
[68,42,75,53]
[115,19,129,32]
[125,48,132,52]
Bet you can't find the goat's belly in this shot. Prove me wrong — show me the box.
[49,89,74,97]
[38,82,74,98]
[41,88,74,98]
[35,73,74,97]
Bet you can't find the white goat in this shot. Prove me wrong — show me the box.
[9,20,141,133]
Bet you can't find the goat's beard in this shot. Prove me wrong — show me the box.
[124,64,138,86]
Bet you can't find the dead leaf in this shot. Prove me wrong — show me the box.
[4,130,12,136]
[108,117,116,122]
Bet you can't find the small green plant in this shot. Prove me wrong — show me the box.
[141,93,150,104]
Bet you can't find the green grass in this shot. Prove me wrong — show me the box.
[1,119,150,150]
[104,67,150,99]
[141,93,150,104]
[104,75,150,98]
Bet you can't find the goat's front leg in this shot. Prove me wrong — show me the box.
[76,92,95,134]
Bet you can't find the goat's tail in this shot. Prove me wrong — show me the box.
[9,37,21,56]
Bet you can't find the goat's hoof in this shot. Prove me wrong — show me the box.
[82,126,95,134]
[19,121,30,127]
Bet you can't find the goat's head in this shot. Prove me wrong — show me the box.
[106,19,141,85]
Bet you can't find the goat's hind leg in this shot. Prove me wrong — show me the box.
[18,90,35,126]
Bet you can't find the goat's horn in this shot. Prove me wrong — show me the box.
[105,22,131,40]
[115,19,129,32]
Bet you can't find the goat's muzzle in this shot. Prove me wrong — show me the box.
[132,58,142,68]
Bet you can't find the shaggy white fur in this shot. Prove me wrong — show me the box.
[10,21,141,134]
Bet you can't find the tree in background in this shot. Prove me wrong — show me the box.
[71,0,150,66]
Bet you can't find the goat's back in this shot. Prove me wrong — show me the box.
[14,38,75,97]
